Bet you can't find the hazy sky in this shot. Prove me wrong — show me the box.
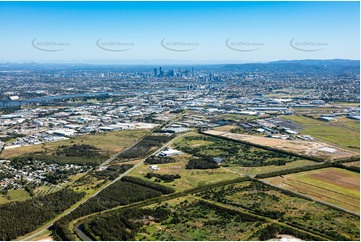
[0,1,359,64]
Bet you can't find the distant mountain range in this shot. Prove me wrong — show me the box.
[0,59,359,73]
[222,59,360,73]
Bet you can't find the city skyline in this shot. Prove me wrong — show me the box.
[0,1,359,64]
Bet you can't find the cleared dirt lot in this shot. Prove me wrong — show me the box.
[204,130,359,161]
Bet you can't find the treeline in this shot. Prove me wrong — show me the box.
[121,176,175,194]
[93,164,134,180]
[117,135,175,160]
[254,162,332,179]
[186,157,219,169]
[14,145,105,167]
[333,163,360,173]
[0,189,84,241]
[56,144,101,158]
[144,155,176,165]
[145,172,181,182]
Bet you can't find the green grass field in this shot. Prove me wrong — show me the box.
[225,159,317,177]
[281,115,360,151]
[128,153,241,192]
[333,102,360,107]
[0,189,31,204]
[264,168,360,214]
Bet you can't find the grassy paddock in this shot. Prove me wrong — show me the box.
[264,168,360,214]
[0,129,149,159]
[281,115,359,151]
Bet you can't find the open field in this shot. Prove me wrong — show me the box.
[0,189,31,204]
[204,130,359,161]
[0,129,150,159]
[281,115,360,151]
[128,153,240,192]
[199,181,360,241]
[224,159,317,177]
[213,125,239,132]
[333,102,360,107]
[264,168,360,214]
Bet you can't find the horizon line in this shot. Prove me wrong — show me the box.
[0,58,359,66]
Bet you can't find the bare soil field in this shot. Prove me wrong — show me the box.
[204,130,358,161]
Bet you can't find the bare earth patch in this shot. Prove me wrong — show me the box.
[308,170,360,191]
[264,168,360,214]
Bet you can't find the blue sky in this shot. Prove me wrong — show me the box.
[0,1,359,64]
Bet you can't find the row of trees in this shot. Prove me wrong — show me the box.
[121,176,175,194]
[254,162,331,179]
[144,155,176,165]
[56,144,101,158]
[185,157,219,169]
